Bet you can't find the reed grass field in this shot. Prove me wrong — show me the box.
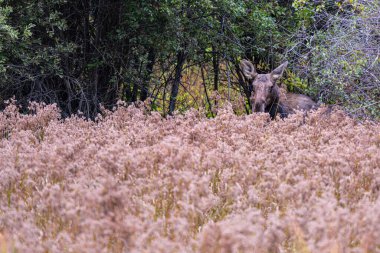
[0,101,379,253]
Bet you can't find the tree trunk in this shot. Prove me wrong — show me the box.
[235,62,252,112]
[131,83,138,102]
[140,49,156,101]
[200,65,214,117]
[169,50,186,115]
[212,46,219,93]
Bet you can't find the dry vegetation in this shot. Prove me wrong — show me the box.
[0,100,379,253]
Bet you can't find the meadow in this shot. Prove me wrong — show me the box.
[0,101,379,253]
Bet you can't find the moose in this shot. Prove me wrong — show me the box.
[240,59,317,119]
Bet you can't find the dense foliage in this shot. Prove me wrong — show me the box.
[0,102,379,252]
[0,0,378,118]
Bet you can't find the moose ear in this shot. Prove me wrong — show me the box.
[240,60,257,79]
[271,61,288,80]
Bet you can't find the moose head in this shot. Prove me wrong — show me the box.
[240,59,288,114]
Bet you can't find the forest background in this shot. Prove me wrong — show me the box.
[0,0,379,119]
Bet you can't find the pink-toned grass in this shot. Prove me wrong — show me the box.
[0,100,379,253]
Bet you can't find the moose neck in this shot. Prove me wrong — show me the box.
[267,97,281,119]
[265,85,289,119]
[268,101,290,119]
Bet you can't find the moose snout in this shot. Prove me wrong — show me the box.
[253,100,266,112]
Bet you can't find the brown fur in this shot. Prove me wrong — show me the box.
[240,60,317,119]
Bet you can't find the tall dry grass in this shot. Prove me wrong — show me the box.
[0,100,379,253]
